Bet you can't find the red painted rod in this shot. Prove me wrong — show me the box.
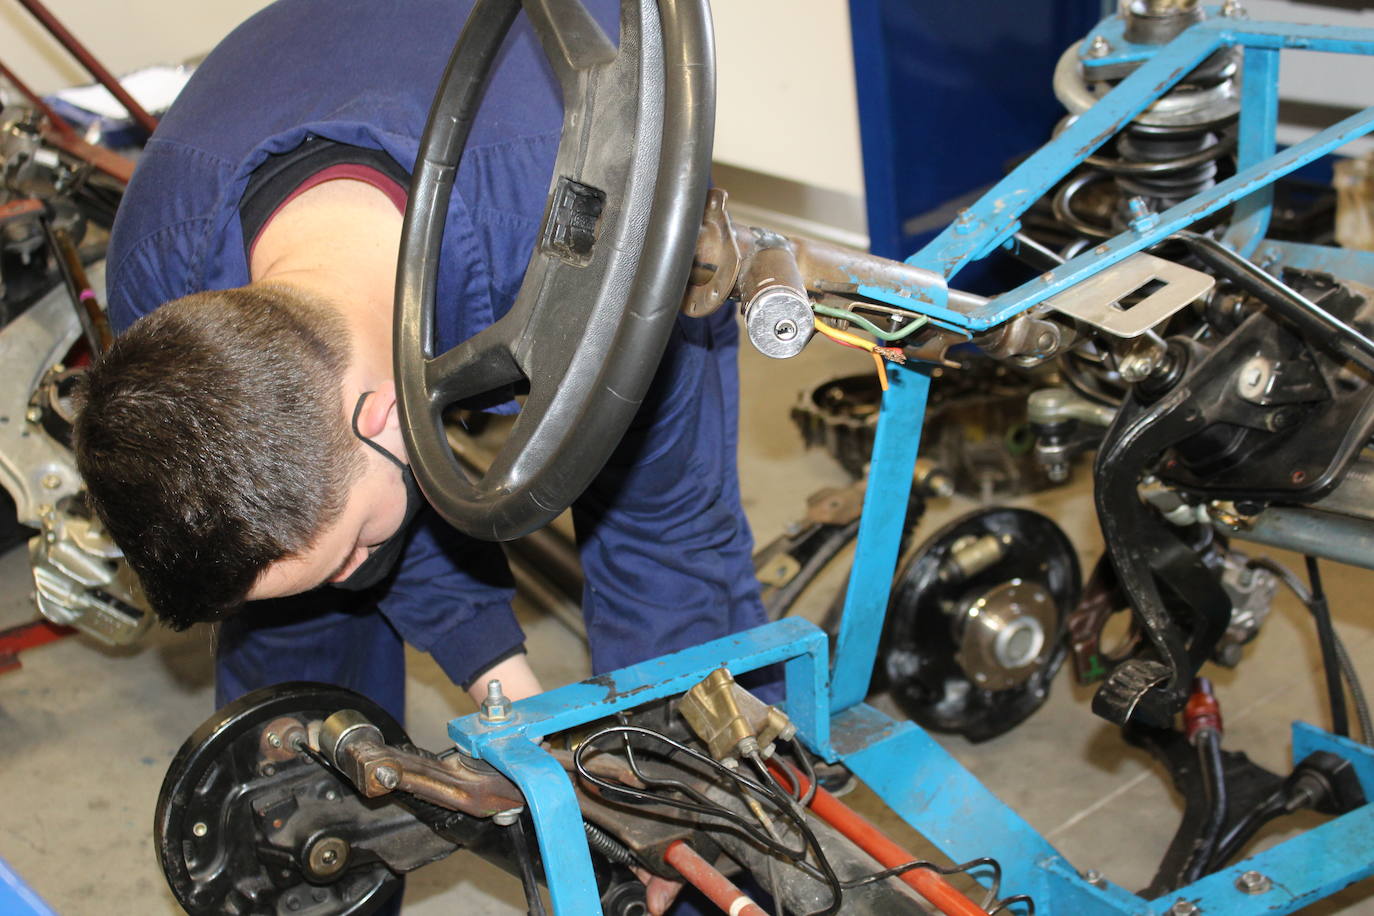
[772,762,990,916]
[664,841,768,916]
[14,0,160,135]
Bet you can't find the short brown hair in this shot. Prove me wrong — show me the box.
[73,283,364,628]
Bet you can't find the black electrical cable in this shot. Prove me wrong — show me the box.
[575,727,816,862]
[989,893,1037,916]
[746,751,844,916]
[578,724,1029,915]
[1247,556,1373,745]
[508,814,548,916]
[1306,556,1350,738]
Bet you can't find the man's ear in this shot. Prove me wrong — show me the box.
[354,381,398,440]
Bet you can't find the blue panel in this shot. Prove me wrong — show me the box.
[0,858,54,916]
[482,736,601,916]
[1222,46,1279,256]
[848,0,1103,258]
[1149,804,1374,914]
[835,704,1144,912]
[1264,239,1374,287]
[829,363,932,712]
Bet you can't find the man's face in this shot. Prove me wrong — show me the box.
[247,426,411,601]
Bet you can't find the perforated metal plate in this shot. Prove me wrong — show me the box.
[1045,252,1215,338]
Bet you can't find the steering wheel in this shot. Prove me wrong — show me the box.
[395,0,715,540]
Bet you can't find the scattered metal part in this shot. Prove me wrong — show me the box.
[881,508,1080,741]
[804,480,867,526]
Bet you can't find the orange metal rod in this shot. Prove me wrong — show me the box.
[664,841,768,916]
[771,762,990,916]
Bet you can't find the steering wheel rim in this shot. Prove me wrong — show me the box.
[396,0,715,540]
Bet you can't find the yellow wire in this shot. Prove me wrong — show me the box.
[813,318,889,391]
[812,318,876,353]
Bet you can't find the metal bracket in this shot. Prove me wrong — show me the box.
[1043,253,1214,338]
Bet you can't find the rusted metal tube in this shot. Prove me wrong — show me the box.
[731,223,987,316]
[14,0,160,135]
[0,58,136,183]
[664,841,768,916]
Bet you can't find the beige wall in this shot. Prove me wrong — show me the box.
[711,0,865,199]
[3,0,867,226]
[1,0,272,95]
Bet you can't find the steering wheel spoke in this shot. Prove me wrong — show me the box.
[424,320,526,407]
[524,0,619,92]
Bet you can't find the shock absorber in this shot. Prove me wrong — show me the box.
[1053,0,1240,234]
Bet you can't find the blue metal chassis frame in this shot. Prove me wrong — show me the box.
[448,12,1374,914]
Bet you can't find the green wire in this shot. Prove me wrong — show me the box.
[811,303,929,342]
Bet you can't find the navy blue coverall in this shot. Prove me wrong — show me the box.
[106,0,765,728]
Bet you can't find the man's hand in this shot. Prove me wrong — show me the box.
[632,866,685,915]
[466,653,544,706]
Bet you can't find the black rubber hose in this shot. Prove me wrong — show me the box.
[1181,727,1226,884]
[1306,556,1350,738]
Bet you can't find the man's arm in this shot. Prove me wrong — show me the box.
[573,310,768,676]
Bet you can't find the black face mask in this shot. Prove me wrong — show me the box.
[332,392,424,592]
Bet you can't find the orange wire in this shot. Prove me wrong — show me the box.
[813,318,890,391]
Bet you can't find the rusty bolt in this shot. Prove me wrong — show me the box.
[373,765,400,790]
[1291,469,1307,484]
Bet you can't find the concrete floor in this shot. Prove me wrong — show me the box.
[3,332,1374,914]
